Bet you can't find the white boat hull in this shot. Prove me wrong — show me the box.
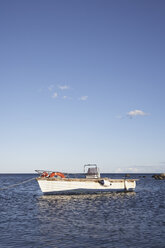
[37,178,136,195]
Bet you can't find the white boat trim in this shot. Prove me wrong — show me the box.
[36,177,137,195]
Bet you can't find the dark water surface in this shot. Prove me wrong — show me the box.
[0,174,165,248]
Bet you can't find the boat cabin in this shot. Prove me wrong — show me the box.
[84,164,100,179]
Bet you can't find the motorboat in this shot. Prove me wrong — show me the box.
[35,165,137,195]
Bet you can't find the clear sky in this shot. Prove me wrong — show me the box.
[0,0,165,173]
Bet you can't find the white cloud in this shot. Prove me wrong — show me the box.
[58,85,69,90]
[79,96,88,101]
[62,96,72,100]
[48,85,54,91]
[52,92,58,98]
[116,115,123,119]
[127,109,149,118]
[115,167,139,173]
[116,165,165,173]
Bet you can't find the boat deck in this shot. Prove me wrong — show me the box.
[37,177,138,182]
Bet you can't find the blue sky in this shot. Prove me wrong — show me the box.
[0,0,165,173]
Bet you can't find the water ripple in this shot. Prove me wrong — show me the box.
[0,174,165,248]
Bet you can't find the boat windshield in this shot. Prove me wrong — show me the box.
[84,164,100,178]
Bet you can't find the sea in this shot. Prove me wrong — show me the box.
[0,173,164,248]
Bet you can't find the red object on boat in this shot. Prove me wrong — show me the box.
[49,172,65,178]
[41,171,49,177]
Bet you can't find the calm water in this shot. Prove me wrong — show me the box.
[0,174,165,248]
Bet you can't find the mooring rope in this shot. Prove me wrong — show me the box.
[0,177,36,190]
